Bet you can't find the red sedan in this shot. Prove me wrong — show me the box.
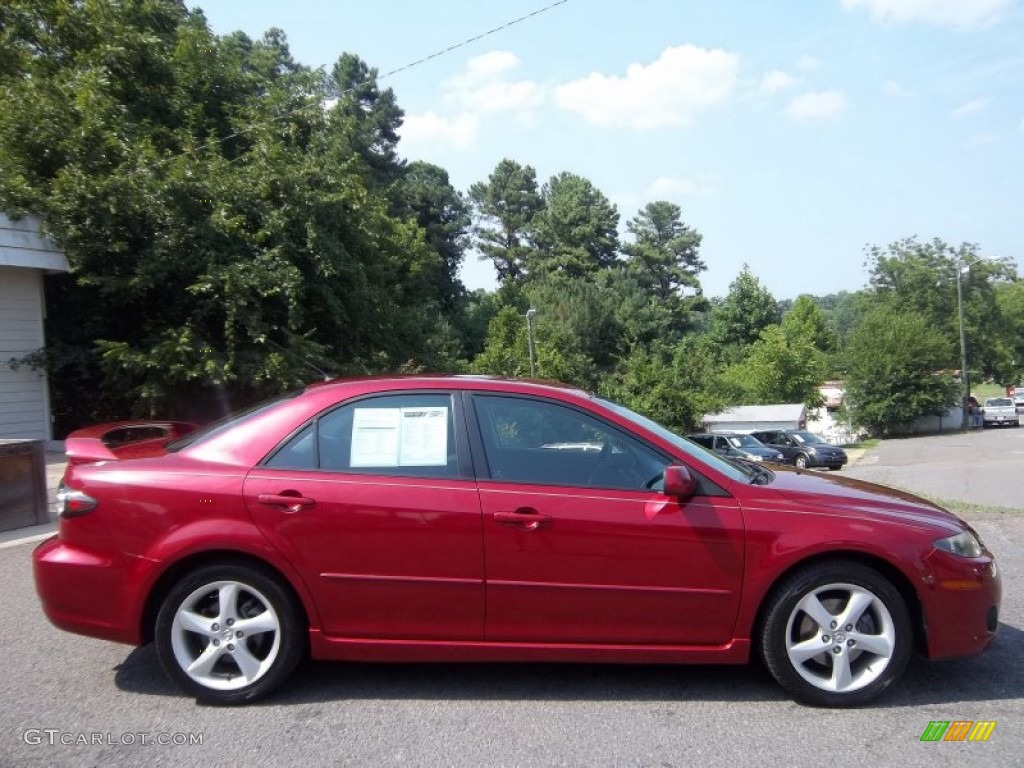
[34,376,1000,706]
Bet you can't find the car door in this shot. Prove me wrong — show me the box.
[243,391,484,640]
[469,393,744,646]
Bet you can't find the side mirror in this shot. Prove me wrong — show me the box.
[663,464,696,498]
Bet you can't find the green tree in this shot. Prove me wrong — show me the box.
[623,200,707,334]
[864,237,1016,382]
[707,266,781,351]
[722,326,825,410]
[467,158,543,283]
[843,307,959,435]
[781,295,837,353]
[530,172,619,281]
[0,2,455,425]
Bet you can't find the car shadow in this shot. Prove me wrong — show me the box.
[113,621,1023,708]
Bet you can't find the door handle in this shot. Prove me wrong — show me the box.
[257,492,316,513]
[493,509,552,531]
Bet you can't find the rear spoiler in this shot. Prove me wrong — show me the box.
[65,421,198,465]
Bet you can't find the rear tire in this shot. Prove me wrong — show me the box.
[154,563,305,705]
[759,561,912,707]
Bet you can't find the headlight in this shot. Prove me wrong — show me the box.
[934,530,983,558]
[747,454,763,462]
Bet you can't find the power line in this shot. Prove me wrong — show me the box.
[148,0,570,172]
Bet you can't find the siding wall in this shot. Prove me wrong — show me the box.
[0,267,49,440]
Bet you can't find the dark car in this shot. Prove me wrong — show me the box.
[687,432,785,463]
[35,377,998,708]
[750,429,848,470]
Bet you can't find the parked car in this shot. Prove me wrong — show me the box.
[34,376,999,708]
[1011,387,1024,410]
[687,432,785,463]
[981,397,1019,428]
[749,429,848,470]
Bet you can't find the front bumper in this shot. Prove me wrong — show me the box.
[920,549,1001,659]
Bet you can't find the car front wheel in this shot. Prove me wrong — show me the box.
[154,563,305,704]
[794,454,809,469]
[759,562,912,707]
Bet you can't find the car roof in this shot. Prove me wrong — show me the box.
[304,375,593,400]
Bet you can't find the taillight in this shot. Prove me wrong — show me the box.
[56,482,98,518]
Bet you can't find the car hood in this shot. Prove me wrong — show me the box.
[763,466,963,533]
[744,446,783,458]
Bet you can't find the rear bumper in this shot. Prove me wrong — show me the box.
[33,537,145,645]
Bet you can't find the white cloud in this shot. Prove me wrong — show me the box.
[841,0,1011,27]
[460,51,521,84]
[786,90,849,121]
[445,51,545,114]
[555,45,740,129]
[952,97,990,116]
[648,174,722,198]
[797,55,821,71]
[399,51,543,153]
[399,111,480,151]
[761,70,797,93]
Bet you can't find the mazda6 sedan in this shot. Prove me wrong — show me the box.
[34,376,1000,707]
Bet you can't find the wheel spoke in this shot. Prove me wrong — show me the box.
[218,582,240,621]
[232,643,265,682]
[830,651,853,691]
[796,593,835,631]
[789,636,828,664]
[838,588,874,628]
[177,609,215,637]
[186,645,225,679]
[850,630,894,658]
[234,611,278,636]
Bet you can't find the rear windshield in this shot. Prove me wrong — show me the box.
[165,391,301,452]
[985,398,1013,407]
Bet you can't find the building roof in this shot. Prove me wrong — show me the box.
[702,403,806,424]
[0,213,68,272]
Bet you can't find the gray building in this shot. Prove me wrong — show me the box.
[0,213,68,445]
[701,403,807,434]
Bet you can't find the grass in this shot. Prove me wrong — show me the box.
[839,438,880,450]
[923,495,1024,516]
[972,382,1014,400]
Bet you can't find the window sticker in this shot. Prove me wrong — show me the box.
[350,406,449,467]
[398,407,449,466]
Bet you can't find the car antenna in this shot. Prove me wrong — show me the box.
[261,337,334,381]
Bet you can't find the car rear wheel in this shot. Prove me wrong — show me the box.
[155,563,305,704]
[759,562,912,707]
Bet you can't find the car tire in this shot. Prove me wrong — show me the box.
[154,563,306,705]
[794,454,809,469]
[759,561,912,708]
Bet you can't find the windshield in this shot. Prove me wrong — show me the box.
[726,434,761,448]
[985,398,1013,407]
[790,430,826,445]
[596,398,752,483]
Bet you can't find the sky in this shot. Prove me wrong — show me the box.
[185,0,1024,300]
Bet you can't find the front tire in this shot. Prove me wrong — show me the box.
[794,454,809,469]
[155,563,305,704]
[759,562,912,707]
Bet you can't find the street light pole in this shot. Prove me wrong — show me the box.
[525,308,537,379]
[955,265,970,430]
